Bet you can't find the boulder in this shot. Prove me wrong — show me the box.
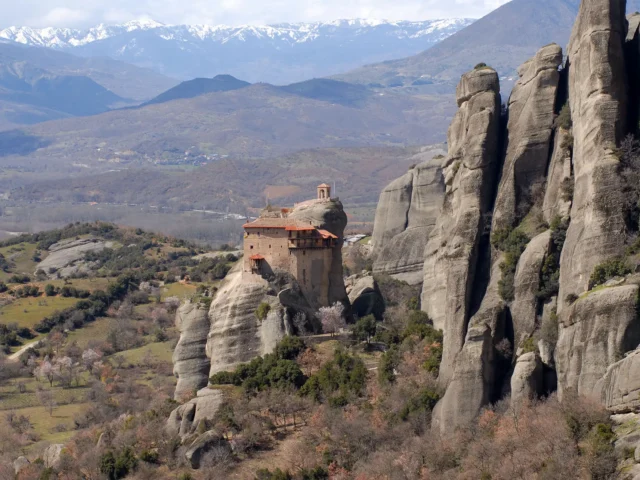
[597,350,640,414]
[345,273,385,320]
[372,157,445,285]
[492,44,563,232]
[511,352,544,404]
[556,284,640,401]
[36,237,113,279]
[173,300,211,400]
[421,67,501,384]
[184,430,230,469]
[42,443,65,469]
[559,0,629,309]
[511,230,551,346]
[167,388,225,438]
[13,456,29,474]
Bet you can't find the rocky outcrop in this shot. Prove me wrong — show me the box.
[345,273,385,320]
[36,237,113,278]
[13,456,29,474]
[556,284,640,400]
[184,430,231,469]
[167,388,225,438]
[492,44,562,232]
[173,301,211,400]
[289,198,349,308]
[511,352,544,404]
[432,324,495,433]
[511,230,551,346]
[42,444,65,469]
[559,0,629,308]
[372,158,445,285]
[542,128,573,223]
[597,350,640,414]
[205,267,291,376]
[421,67,501,384]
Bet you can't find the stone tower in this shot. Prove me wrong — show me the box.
[317,183,331,200]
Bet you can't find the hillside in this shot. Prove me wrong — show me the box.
[335,0,640,87]
[143,75,251,106]
[0,80,455,172]
[0,19,474,85]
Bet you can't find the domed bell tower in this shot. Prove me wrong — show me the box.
[317,183,331,200]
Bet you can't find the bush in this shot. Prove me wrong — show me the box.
[493,228,530,302]
[44,284,57,297]
[300,349,367,403]
[378,345,400,384]
[256,302,271,321]
[274,335,305,360]
[352,315,377,344]
[9,274,30,284]
[589,258,632,289]
[557,101,572,130]
[561,176,574,202]
[398,387,441,421]
[474,62,488,69]
[521,337,537,353]
[536,217,569,302]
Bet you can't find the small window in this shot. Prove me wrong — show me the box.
[250,245,254,249]
[269,245,271,249]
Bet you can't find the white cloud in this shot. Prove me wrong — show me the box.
[2,0,512,28]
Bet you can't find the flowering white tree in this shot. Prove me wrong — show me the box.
[37,357,58,387]
[318,302,346,337]
[82,348,102,374]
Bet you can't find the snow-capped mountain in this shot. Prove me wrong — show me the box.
[0,18,474,84]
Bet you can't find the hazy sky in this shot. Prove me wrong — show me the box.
[1,0,510,28]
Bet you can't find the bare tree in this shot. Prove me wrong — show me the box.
[37,388,57,416]
[318,302,346,337]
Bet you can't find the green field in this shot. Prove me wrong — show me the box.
[119,340,175,365]
[64,317,117,349]
[0,296,79,329]
[0,242,45,282]
[161,282,198,300]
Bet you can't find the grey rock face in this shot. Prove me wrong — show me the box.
[166,388,225,438]
[42,443,65,469]
[345,273,385,320]
[206,268,291,376]
[559,0,629,309]
[511,352,544,404]
[432,324,495,434]
[372,157,445,285]
[184,430,230,469]
[542,128,573,223]
[421,67,501,384]
[492,44,562,232]
[511,230,551,347]
[173,301,211,400]
[556,284,640,401]
[36,237,112,279]
[597,350,640,414]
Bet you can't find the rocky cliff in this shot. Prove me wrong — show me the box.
[371,156,445,285]
[374,0,640,434]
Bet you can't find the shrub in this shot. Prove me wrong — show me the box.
[557,101,572,130]
[589,258,632,289]
[521,337,537,354]
[44,284,57,297]
[274,335,305,360]
[378,345,400,384]
[300,349,367,403]
[398,387,441,421]
[9,274,30,284]
[561,176,574,202]
[474,62,488,69]
[256,302,271,321]
[493,228,530,302]
[352,315,377,344]
[255,469,292,480]
[565,293,579,305]
[537,217,569,302]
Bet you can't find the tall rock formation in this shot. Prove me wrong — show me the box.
[558,0,629,307]
[421,67,502,384]
[173,301,211,400]
[372,157,445,285]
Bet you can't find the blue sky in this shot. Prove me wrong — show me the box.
[3,0,510,28]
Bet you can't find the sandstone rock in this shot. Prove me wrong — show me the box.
[167,388,225,438]
[13,456,29,474]
[42,443,65,469]
[206,268,291,376]
[511,352,544,404]
[492,44,562,232]
[511,230,551,346]
[36,237,113,279]
[556,285,640,401]
[597,350,640,414]
[542,128,573,223]
[432,324,495,434]
[345,273,385,320]
[173,300,211,400]
[559,0,629,309]
[372,158,444,285]
[421,67,501,384]
[184,430,230,469]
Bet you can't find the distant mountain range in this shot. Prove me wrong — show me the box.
[0,18,474,84]
[336,0,640,87]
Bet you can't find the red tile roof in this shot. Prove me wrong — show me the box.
[317,229,338,239]
[244,218,315,230]
[317,183,331,188]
